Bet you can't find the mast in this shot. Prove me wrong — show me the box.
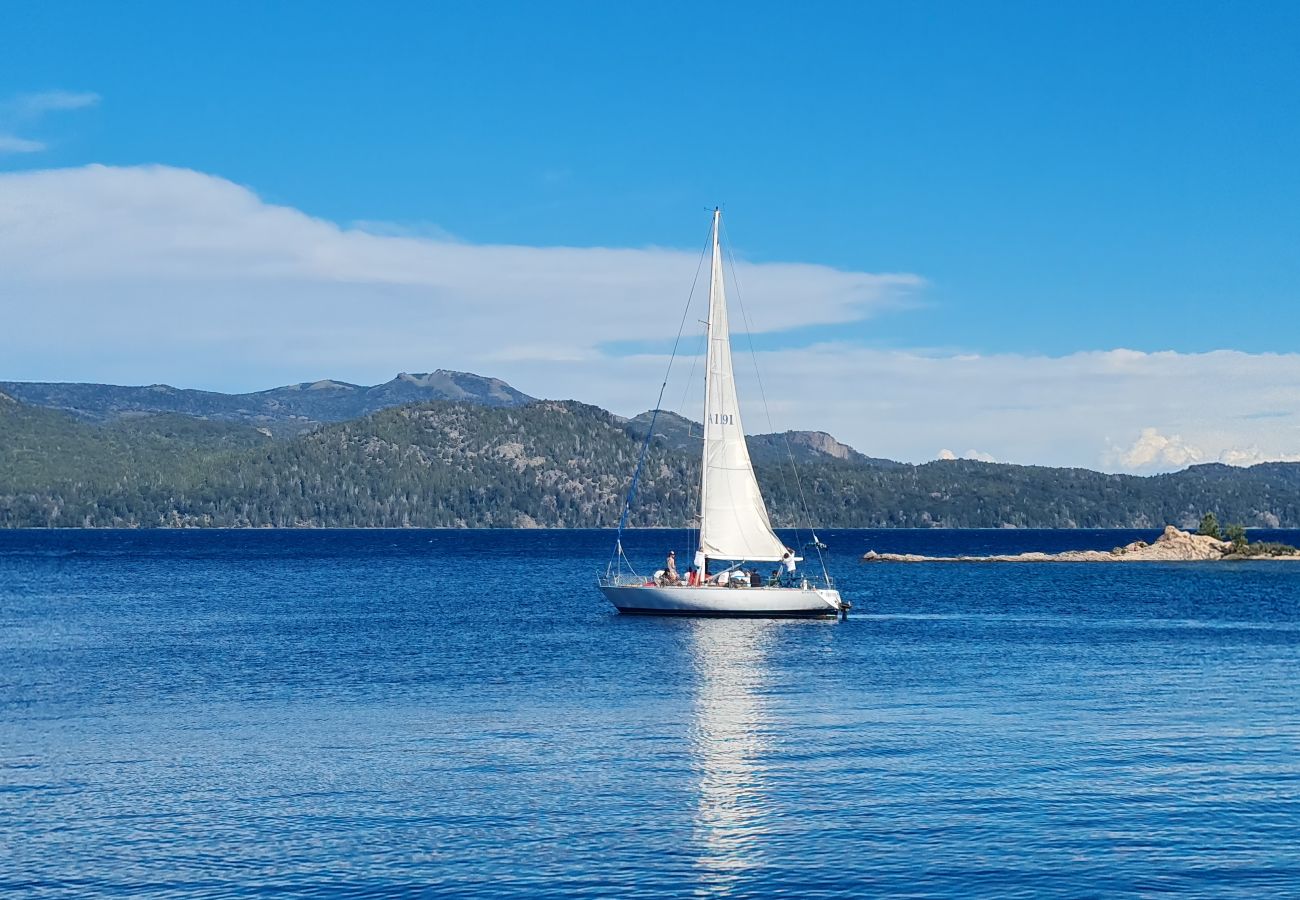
[698,208,721,562]
[697,208,787,563]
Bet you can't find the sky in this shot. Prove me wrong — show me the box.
[2,1,1300,471]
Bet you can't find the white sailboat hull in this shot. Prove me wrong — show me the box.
[601,583,844,618]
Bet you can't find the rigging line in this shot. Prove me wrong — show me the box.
[673,327,706,427]
[674,326,706,567]
[720,218,832,585]
[610,220,715,563]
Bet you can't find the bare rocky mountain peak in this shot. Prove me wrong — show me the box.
[624,408,893,468]
[787,430,854,460]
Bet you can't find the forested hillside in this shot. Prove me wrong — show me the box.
[5,390,1300,528]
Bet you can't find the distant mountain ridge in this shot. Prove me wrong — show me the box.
[623,410,902,468]
[5,388,1300,529]
[0,370,534,435]
[2,374,885,459]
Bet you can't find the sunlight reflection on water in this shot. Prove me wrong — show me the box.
[689,621,775,895]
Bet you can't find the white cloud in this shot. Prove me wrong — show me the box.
[0,135,44,154]
[1107,427,1203,471]
[1107,431,1300,472]
[4,163,1300,474]
[1216,446,1300,467]
[936,448,997,463]
[661,345,1300,473]
[0,163,917,389]
[0,89,100,155]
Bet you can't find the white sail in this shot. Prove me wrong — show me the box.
[698,209,789,562]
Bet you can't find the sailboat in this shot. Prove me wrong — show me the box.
[599,209,848,618]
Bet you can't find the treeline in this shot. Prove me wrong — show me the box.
[4,394,1300,528]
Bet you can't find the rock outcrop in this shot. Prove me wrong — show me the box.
[862,525,1296,563]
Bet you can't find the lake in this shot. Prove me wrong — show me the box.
[2,528,1299,898]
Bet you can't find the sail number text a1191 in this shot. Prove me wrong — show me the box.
[709,413,735,426]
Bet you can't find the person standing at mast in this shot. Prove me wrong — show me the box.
[782,548,797,585]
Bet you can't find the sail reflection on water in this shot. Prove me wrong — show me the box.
[688,619,778,895]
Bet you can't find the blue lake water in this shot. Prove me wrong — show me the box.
[2,528,1299,898]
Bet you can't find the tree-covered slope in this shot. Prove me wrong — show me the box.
[773,459,1300,529]
[5,392,1300,528]
[0,397,691,527]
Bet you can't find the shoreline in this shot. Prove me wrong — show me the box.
[5,524,1300,532]
[862,525,1300,563]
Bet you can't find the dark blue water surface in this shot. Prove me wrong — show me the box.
[3,528,1299,898]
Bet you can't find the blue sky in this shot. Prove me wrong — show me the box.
[8,2,1300,354]
[3,2,1300,469]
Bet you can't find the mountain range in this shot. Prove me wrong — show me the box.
[0,373,879,466]
[3,372,1300,529]
[0,370,534,435]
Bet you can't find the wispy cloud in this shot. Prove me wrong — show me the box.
[0,89,99,155]
[0,135,45,154]
[7,90,100,116]
[350,219,462,241]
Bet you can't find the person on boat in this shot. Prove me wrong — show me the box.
[781,548,797,586]
[749,569,762,588]
[665,550,678,584]
[694,549,706,581]
[686,565,698,586]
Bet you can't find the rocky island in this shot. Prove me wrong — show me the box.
[862,525,1300,563]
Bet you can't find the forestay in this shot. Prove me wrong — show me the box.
[698,210,789,563]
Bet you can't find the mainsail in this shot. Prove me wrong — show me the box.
[698,209,789,562]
